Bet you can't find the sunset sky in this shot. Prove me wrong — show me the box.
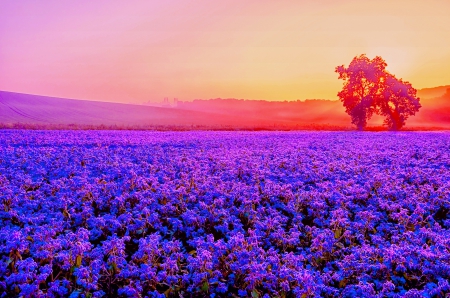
[1,0,449,104]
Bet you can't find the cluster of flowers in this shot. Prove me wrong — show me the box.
[0,130,449,297]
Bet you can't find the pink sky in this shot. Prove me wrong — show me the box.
[1,0,449,104]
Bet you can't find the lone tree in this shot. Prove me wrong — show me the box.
[336,54,421,130]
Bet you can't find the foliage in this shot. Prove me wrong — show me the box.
[0,130,449,297]
[336,54,421,130]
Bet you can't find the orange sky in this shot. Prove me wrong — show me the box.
[0,0,449,103]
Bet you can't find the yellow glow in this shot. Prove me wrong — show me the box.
[0,0,449,103]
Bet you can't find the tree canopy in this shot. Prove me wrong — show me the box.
[336,54,421,130]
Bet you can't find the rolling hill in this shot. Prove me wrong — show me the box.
[0,91,351,130]
[1,86,449,130]
[417,85,450,100]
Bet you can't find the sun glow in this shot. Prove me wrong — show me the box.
[0,0,449,103]
[366,48,415,80]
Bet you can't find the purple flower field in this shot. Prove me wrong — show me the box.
[1,130,449,297]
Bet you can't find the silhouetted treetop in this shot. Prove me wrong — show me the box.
[336,54,421,130]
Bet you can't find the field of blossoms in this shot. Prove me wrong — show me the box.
[0,130,449,298]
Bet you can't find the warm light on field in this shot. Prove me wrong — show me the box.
[1,1,450,296]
